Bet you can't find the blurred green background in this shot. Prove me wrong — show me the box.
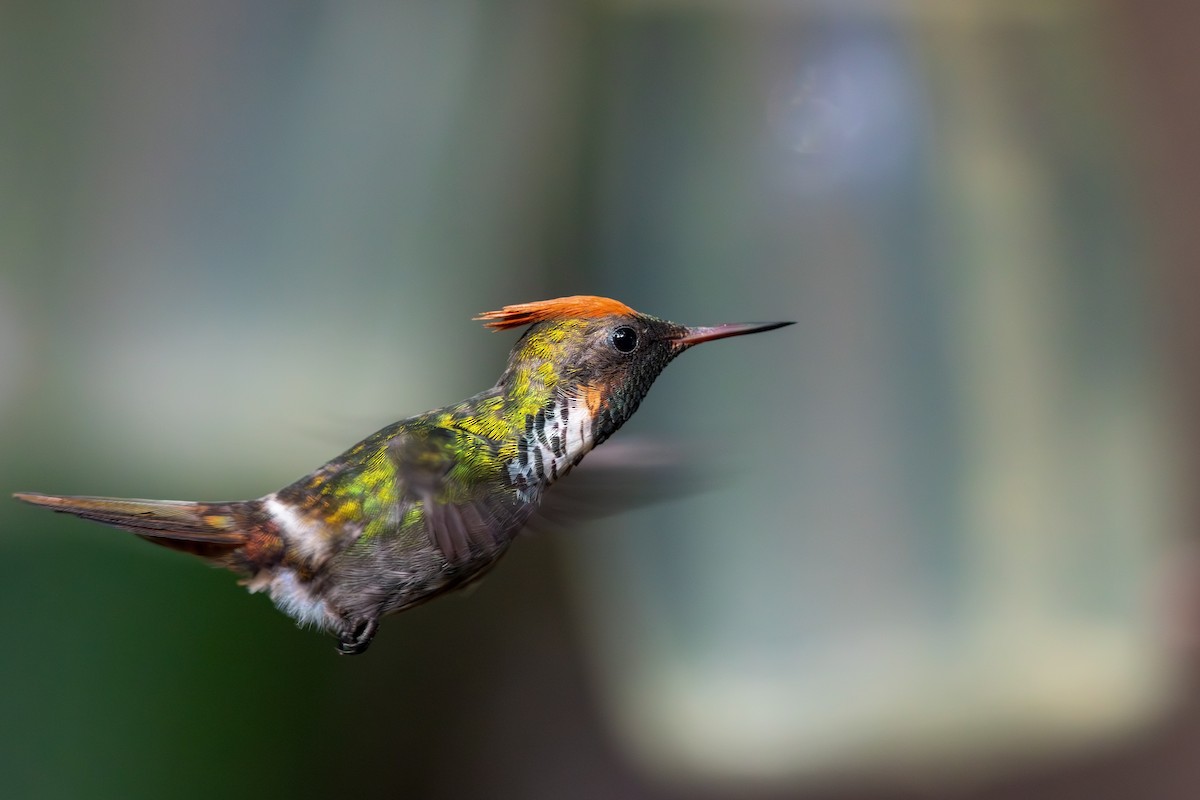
[2,1,1198,799]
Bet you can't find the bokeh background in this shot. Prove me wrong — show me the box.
[2,1,1199,798]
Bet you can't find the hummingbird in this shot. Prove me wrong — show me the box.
[14,296,792,654]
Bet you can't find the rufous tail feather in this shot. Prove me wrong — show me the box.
[12,492,281,568]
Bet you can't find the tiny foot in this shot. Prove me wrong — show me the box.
[336,618,379,656]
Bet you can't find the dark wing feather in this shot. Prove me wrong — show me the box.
[387,426,522,568]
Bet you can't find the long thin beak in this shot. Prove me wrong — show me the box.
[672,320,794,347]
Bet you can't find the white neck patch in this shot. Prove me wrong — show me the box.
[507,396,596,502]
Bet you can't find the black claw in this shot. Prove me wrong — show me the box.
[336,618,379,656]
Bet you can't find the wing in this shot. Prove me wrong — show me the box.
[386,424,525,568]
[533,437,715,526]
[274,419,524,574]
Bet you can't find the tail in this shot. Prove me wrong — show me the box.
[12,492,283,570]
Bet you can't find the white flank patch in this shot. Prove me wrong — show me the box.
[267,569,333,630]
[263,494,329,562]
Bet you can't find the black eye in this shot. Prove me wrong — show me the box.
[611,326,638,353]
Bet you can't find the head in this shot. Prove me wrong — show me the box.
[478,296,792,444]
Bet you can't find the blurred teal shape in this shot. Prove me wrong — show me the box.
[567,0,1178,783]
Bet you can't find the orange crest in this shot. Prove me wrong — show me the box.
[475,296,637,331]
